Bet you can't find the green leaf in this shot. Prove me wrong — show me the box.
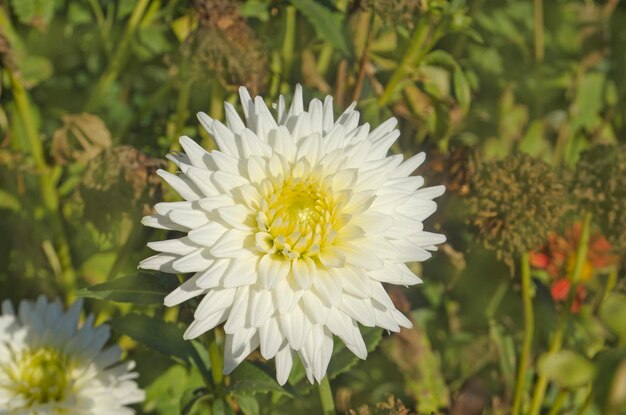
[327,327,383,379]
[593,349,626,413]
[145,365,205,414]
[288,0,350,56]
[180,387,211,415]
[77,273,178,304]
[240,1,270,22]
[538,350,595,388]
[600,293,626,342]
[519,120,552,162]
[424,50,459,70]
[234,394,260,415]
[21,55,53,86]
[453,66,471,112]
[227,362,291,396]
[0,189,21,211]
[571,72,605,132]
[10,0,56,26]
[109,314,196,361]
[212,399,235,415]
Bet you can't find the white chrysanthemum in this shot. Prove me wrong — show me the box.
[140,85,445,384]
[0,297,144,414]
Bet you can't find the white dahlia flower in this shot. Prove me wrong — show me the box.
[140,85,445,384]
[0,297,144,414]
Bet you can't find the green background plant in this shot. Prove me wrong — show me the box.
[1,0,625,414]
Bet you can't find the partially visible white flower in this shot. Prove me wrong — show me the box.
[141,85,446,384]
[0,297,144,414]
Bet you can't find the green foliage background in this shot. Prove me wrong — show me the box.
[1,0,625,414]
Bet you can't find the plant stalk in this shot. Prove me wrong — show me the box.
[528,214,592,415]
[9,71,76,295]
[207,332,224,394]
[511,252,534,415]
[281,6,297,87]
[86,0,151,109]
[318,376,336,415]
[378,18,430,106]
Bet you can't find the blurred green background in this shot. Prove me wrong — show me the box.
[1,0,625,414]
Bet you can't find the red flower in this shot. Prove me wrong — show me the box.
[532,222,617,313]
[550,279,586,313]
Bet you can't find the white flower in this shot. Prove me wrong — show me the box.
[0,297,144,414]
[140,85,445,384]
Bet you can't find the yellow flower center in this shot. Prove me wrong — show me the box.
[255,177,339,260]
[6,347,71,405]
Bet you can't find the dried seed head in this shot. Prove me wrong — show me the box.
[185,0,268,93]
[80,146,165,231]
[572,144,626,252]
[467,153,568,265]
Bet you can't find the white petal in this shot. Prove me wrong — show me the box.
[225,102,245,134]
[157,170,202,201]
[341,295,375,327]
[172,249,214,273]
[224,286,251,334]
[216,205,254,231]
[291,257,316,290]
[187,221,229,246]
[141,214,188,232]
[139,254,178,273]
[313,269,342,306]
[169,208,209,229]
[279,305,310,350]
[368,117,398,141]
[287,84,303,119]
[164,274,206,306]
[221,256,257,288]
[184,309,229,340]
[259,316,282,359]
[211,229,250,258]
[223,332,259,374]
[194,288,236,321]
[249,288,274,327]
[275,345,294,385]
[302,290,330,325]
[179,136,210,169]
[259,255,290,289]
[392,152,426,178]
[147,237,198,255]
[210,119,239,157]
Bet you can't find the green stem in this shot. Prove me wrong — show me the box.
[9,71,76,295]
[604,268,618,299]
[533,0,544,118]
[378,18,431,106]
[86,0,151,109]
[529,213,592,415]
[87,0,111,53]
[512,252,535,415]
[528,318,565,415]
[547,389,567,415]
[571,212,593,284]
[576,388,593,415]
[316,44,334,77]
[281,6,296,87]
[208,332,224,393]
[318,377,335,415]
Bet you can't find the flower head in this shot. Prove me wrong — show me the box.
[467,153,566,265]
[571,144,626,251]
[530,222,619,281]
[530,222,618,312]
[140,85,446,384]
[0,297,144,414]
